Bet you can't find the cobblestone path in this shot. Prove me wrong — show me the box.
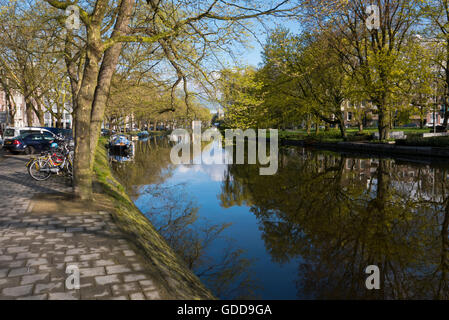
[0,151,164,300]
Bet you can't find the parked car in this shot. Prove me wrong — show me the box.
[40,127,73,139]
[2,133,56,154]
[3,127,55,140]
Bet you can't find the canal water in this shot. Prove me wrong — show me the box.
[110,136,449,300]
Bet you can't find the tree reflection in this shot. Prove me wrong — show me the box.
[112,138,175,196]
[111,138,257,299]
[222,148,449,299]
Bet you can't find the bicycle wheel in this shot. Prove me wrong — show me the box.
[28,159,52,181]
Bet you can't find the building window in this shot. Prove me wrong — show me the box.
[347,112,353,121]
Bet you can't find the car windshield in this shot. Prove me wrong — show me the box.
[19,130,38,135]
[17,133,34,139]
[4,129,15,137]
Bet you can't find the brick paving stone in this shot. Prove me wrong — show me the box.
[80,253,100,261]
[130,293,145,300]
[0,269,8,278]
[144,291,161,300]
[106,265,132,274]
[112,282,140,296]
[21,273,50,285]
[2,285,33,297]
[26,258,48,266]
[123,250,136,257]
[48,292,79,300]
[17,294,48,300]
[94,259,115,267]
[0,153,167,300]
[80,286,111,299]
[95,274,120,286]
[124,273,147,283]
[34,282,64,294]
[8,267,36,277]
[79,267,105,278]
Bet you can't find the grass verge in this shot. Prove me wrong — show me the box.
[93,137,215,300]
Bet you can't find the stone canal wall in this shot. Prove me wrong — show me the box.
[281,139,449,158]
[94,139,215,300]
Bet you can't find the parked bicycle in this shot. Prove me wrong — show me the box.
[26,136,74,182]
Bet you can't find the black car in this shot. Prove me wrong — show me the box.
[2,133,55,155]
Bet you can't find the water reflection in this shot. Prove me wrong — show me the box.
[108,136,135,167]
[112,139,258,299]
[111,138,449,299]
[222,148,449,299]
[176,141,229,182]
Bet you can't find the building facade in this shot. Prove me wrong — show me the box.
[0,90,72,131]
[0,90,40,129]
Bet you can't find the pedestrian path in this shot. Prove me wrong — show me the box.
[0,152,165,300]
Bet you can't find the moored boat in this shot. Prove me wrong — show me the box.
[108,135,133,152]
[137,130,150,138]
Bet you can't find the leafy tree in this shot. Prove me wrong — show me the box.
[302,0,423,139]
[218,67,263,129]
[258,28,309,130]
[256,28,353,137]
[43,0,300,199]
[0,0,63,126]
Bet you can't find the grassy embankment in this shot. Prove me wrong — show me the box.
[396,133,449,147]
[93,137,215,300]
[279,128,449,146]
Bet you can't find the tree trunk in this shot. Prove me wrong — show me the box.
[305,114,311,135]
[37,109,45,127]
[357,121,363,133]
[338,117,347,140]
[443,45,449,129]
[73,27,103,200]
[420,107,425,129]
[3,88,16,126]
[442,96,449,128]
[378,107,390,140]
[89,0,134,169]
[25,99,34,127]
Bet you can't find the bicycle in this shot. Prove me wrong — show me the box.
[27,138,73,182]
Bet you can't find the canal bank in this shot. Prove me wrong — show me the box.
[93,138,215,300]
[281,139,449,159]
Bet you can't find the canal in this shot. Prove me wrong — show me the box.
[110,136,449,300]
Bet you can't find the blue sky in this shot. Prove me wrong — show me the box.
[238,18,303,67]
[207,18,302,113]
